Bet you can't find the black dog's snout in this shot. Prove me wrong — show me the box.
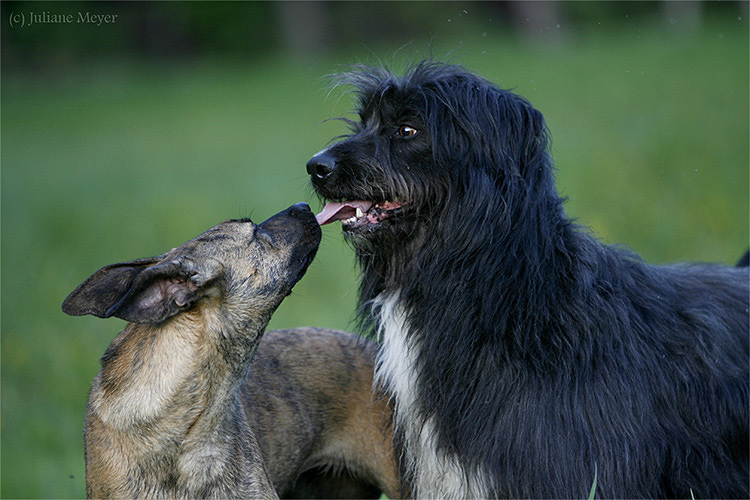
[306,152,336,181]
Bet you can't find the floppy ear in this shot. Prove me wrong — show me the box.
[62,256,208,324]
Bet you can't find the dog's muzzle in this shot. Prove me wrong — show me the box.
[306,149,407,231]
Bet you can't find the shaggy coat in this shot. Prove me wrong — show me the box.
[307,61,750,499]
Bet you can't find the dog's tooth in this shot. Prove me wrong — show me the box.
[356,207,365,218]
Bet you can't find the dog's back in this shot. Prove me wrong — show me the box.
[574,249,749,497]
[243,327,401,499]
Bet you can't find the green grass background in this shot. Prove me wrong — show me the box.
[2,14,748,499]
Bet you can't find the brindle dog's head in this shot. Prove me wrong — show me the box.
[63,202,321,333]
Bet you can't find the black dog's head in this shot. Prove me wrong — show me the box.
[307,61,556,250]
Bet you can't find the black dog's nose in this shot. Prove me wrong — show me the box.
[306,152,336,181]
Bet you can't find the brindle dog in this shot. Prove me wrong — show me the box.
[63,203,399,499]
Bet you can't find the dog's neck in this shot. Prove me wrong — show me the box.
[358,192,577,357]
[92,306,264,431]
[86,308,276,497]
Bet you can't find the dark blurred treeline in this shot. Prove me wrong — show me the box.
[2,1,747,68]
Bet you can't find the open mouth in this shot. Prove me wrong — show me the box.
[315,200,405,229]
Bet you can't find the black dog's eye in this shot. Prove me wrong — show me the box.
[395,125,418,138]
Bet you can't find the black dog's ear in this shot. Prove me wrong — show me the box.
[62,256,206,324]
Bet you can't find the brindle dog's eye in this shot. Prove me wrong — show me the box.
[255,228,278,249]
[395,125,418,138]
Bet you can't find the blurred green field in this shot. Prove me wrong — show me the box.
[2,18,748,499]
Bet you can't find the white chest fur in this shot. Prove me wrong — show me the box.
[373,292,490,499]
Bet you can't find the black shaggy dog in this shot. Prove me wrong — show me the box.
[306,61,749,499]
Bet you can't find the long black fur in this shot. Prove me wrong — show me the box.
[308,61,749,499]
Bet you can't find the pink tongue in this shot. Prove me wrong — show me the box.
[315,201,373,225]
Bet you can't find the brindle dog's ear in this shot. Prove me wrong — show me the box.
[62,256,205,324]
[62,257,161,319]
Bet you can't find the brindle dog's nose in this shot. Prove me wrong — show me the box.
[306,152,336,181]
